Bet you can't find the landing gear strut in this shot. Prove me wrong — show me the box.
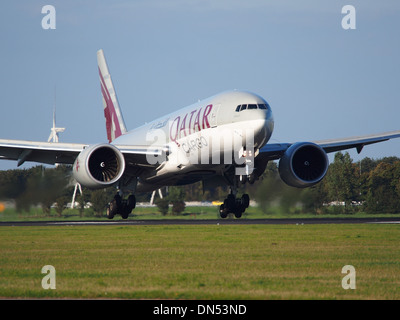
[219,193,250,219]
[106,193,136,219]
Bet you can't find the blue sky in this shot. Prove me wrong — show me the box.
[1,0,400,170]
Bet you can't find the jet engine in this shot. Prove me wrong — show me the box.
[278,142,329,188]
[73,144,125,189]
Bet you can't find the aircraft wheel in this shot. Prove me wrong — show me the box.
[120,201,130,219]
[219,204,228,218]
[225,194,236,212]
[241,194,250,208]
[106,200,117,219]
[127,194,136,211]
[234,208,243,219]
[114,193,122,206]
[234,198,244,218]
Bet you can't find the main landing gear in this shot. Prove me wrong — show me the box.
[219,193,250,219]
[106,193,136,219]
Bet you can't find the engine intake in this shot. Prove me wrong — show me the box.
[278,142,328,188]
[73,144,125,189]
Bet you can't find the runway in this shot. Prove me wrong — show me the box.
[1,217,400,227]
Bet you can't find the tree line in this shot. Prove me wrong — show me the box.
[247,152,400,215]
[0,165,114,216]
[0,152,399,216]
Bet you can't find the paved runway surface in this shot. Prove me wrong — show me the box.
[1,217,400,227]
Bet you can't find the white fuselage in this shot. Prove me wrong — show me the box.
[112,90,274,191]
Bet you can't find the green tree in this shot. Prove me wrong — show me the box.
[299,182,328,214]
[168,186,186,215]
[55,195,70,217]
[155,197,169,216]
[0,169,29,201]
[254,162,308,214]
[16,166,70,215]
[76,188,91,217]
[254,162,281,213]
[325,152,358,213]
[364,161,400,213]
[90,189,112,217]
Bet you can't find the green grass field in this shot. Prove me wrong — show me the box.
[0,223,399,299]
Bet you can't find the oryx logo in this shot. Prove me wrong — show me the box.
[99,67,123,143]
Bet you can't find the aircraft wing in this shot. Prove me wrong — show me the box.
[0,139,168,168]
[259,130,400,161]
[0,139,86,166]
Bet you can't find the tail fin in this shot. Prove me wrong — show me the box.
[97,49,127,142]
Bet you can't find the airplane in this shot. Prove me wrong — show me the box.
[1,49,400,219]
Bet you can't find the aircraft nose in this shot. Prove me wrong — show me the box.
[247,110,273,148]
[257,107,274,146]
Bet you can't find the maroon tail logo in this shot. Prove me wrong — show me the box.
[99,67,123,142]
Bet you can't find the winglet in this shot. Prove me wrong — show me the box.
[97,49,127,142]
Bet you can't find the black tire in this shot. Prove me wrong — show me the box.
[219,204,228,218]
[106,200,117,219]
[120,201,130,219]
[225,194,236,212]
[127,194,136,211]
[121,212,129,219]
[241,194,250,208]
[114,193,122,206]
[234,208,243,219]
[234,198,244,218]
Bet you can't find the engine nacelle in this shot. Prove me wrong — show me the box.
[73,144,125,189]
[278,142,329,188]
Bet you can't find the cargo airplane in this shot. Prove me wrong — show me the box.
[1,49,400,219]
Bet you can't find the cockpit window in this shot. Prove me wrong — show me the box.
[235,103,270,112]
[258,103,271,110]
